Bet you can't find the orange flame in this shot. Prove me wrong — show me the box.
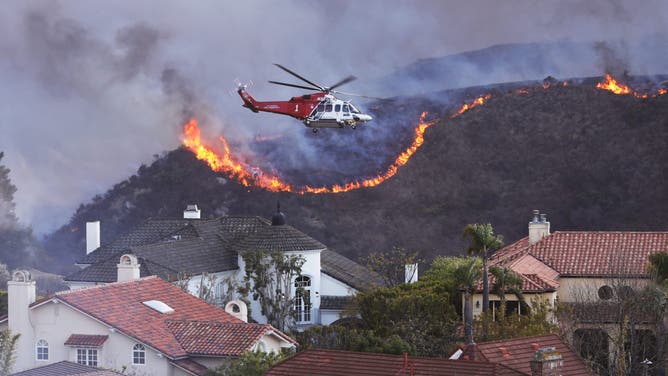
[181,113,437,194]
[596,74,666,98]
[450,94,492,119]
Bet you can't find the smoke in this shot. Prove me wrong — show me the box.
[0,0,667,234]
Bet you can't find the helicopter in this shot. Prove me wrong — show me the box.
[237,64,374,133]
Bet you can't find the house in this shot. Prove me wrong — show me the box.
[65,205,381,327]
[10,361,124,376]
[452,333,593,375]
[468,210,668,373]
[2,262,295,375]
[265,348,526,376]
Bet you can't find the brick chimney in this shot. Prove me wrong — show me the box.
[528,210,550,245]
[117,254,141,282]
[183,204,201,219]
[530,346,563,376]
[86,221,101,254]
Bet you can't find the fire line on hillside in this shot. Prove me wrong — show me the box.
[181,74,666,194]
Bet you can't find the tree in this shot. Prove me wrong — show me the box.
[452,257,482,345]
[295,325,411,355]
[238,250,305,332]
[362,246,421,287]
[0,329,19,376]
[489,265,526,332]
[204,350,286,376]
[462,223,503,339]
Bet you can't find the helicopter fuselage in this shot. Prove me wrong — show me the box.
[238,86,372,130]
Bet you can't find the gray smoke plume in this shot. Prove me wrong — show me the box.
[0,0,667,234]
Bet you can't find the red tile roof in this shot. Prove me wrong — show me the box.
[170,358,208,376]
[166,320,296,357]
[64,334,109,347]
[266,349,525,376]
[461,334,593,375]
[498,232,668,277]
[33,277,294,359]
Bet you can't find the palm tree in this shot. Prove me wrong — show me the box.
[463,223,503,340]
[489,265,526,336]
[454,258,482,345]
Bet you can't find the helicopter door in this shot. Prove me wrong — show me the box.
[320,103,335,121]
[342,104,352,122]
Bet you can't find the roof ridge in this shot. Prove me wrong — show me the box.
[476,333,560,346]
[551,230,668,234]
[54,276,158,297]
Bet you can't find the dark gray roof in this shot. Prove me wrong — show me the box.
[68,215,375,291]
[320,249,384,291]
[228,223,326,254]
[320,295,354,310]
[10,361,123,376]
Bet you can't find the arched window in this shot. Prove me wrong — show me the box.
[36,339,48,361]
[132,344,146,365]
[294,276,312,323]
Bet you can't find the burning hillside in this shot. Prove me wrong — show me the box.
[182,74,665,194]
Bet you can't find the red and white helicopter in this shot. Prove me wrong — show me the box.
[238,64,373,133]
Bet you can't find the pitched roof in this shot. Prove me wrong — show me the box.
[486,232,668,287]
[461,333,593,375]
[10,361,123,376]
[68,215,375,292]
[64,334,109,347]
[35,276,293,359]
[170,358,208,376]
[266,349,525,376]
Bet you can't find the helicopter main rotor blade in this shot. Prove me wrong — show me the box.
[328,75,357,91]
[274,64,324,91]
[268,81,321,91]
[331,90,385,100]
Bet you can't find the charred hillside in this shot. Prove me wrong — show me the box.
[43,81,668,273]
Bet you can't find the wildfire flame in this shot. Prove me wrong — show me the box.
[182,113,438,194]
[450,94,492,119]
[596,73,667,98]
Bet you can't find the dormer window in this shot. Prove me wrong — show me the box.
[142,300,174,314]
[36,339,48,361]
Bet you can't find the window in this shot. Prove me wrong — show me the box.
[36,339,48,361]
[598,285,613,300]
[334,104,341,112]
[133,344,146,365]
[342,104,349,113]
[76,348,98,366]
[317,104,325,112]
[325,104,333,112]
[294,276,312,323]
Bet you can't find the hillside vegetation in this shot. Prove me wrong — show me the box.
[43,80,668,272]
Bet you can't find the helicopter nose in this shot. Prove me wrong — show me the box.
[358,114,373,122]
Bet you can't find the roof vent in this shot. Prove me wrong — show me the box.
[271,202,286,226]
[184,204,201,219]
[142,300,174,314]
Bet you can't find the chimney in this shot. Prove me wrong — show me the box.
[8,270,37,363]
[86,221,101,254]
[225,300,248,322]
[405,263,418,284]
[117,254,141,282]
[530,347,563,376]
[528,210,550,245]
[183,204,201,219]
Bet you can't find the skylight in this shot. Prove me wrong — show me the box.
[142,300,174,314]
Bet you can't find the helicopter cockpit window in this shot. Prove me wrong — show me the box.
[334,104,341,112]
[325,104,333,112]
[342,105,350,113]
[349,104,361,113]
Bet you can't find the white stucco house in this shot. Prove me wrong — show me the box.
[1,263,295,375]
[65,205,381,328]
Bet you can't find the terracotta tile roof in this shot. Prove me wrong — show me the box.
[64,334,109,347]
[166,320,296,357]
[36,276,293,359]
[9,361,124,375]
[266,349,525,376]
[461,334,593,375]
[170,358,208,376]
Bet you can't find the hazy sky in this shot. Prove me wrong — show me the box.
[1,0,666,234]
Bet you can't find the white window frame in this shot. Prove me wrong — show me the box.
[294,275,312,323]
[76,348,98,366]
[132,343,146,365]
[36,339,49,361]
